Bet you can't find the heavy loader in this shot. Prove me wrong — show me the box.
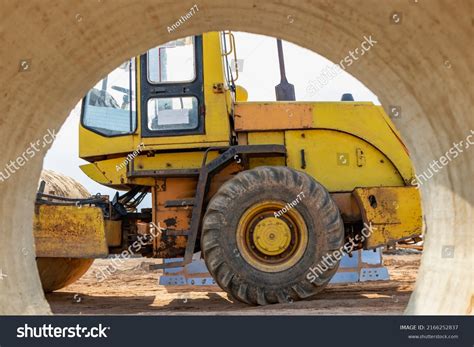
[34,31,422,305]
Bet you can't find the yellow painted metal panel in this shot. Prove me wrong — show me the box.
[34,205,108,258]
[235,101,415,184]
[353,187,423,249]
[80,162,112,186]
[80,151,220,186]
[248,131,285,145]
[134,151,219,170]
[248,131,286,167]
[312,102,415,183]
[285,129,405,191]
[79,125,136,158]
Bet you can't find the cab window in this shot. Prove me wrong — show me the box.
[147,37,196,84]
[147,97,199,131]
[82,59,136,136]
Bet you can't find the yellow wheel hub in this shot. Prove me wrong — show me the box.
[236,200,308,273]
[253,217,291,255]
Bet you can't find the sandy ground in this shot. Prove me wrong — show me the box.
[47,251,421,315]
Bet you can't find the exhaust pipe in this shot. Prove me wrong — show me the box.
[275,39,296,101]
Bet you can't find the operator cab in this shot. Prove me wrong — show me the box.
[79,32,232,161]
[82,36,204,139]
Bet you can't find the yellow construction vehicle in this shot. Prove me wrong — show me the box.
[34,31,422,304]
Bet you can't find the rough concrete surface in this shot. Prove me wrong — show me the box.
[0,0,472,314]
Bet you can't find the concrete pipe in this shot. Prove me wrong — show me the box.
[0,0,472,314]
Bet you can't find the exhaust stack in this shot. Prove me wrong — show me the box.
[275,39,296,101]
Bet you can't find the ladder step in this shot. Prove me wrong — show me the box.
[164,199,195,208]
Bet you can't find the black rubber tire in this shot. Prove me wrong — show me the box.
[201,166,344,305]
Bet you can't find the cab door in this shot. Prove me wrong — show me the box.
[137,32,231,149]
[140,36,205,137]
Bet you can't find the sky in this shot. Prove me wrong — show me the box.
[42,31,379,202]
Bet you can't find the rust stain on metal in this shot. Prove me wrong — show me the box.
[234,103,313,131]
[152,178,196,257]
[353,186,423,249]
[164,217,177,228]
[331,192,361,222]
[154,236,188,258]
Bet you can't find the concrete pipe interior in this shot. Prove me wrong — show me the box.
[0,0,472,315]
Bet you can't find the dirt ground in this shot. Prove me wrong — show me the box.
[47,251,421,315]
